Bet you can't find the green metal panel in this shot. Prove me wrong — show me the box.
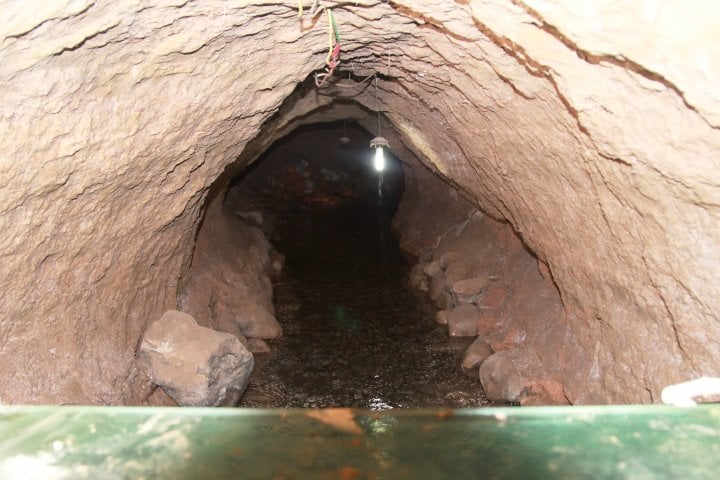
[1,405,718,479]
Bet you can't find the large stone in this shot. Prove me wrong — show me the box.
[462,337,494,371]
[478,288,509,310]
[447,304,480,337]
[140,310,254,407]
[480,351,525,403]
[451,277,492,305]
[428,271,447,303]
[423,261,443,281]
[409,263,429,291]
[234,297,282,340]
[443,261,470,287]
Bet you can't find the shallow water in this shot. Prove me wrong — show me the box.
[238,195,488,409]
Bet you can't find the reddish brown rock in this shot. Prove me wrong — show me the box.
[269,250,286,276]
[409,263,429,291]
[520,379,570,406]
[447,304,480,337]
[246,338,271,354]
[140,310,254,407]
[435,309,449,325]
[443,261,470,287]
[423,260,442,280]
[462,337,494,371]
[435,289,453,309]
[451,277,492,305]
[234,297,282,340]
[476,312,499,336]
[490,328,527,352]
[478,287,509,310]
[480,351,525,403]
[439,251,460,269]
[428,271,447,303]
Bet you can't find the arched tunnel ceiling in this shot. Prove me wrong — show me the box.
[1,1,719,404]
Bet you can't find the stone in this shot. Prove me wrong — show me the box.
[490,328,527,352]
[480,352,525,403]
[140,310,254,407]
[435,309,449,325]
[462,337,494,371]
[435,289,453,310]
[234,297,282,340]
[234,210,263,226]
[145,387,178,407]
[447,304,480,337]
[476,312,499,336]
[443,262,470,287]
[246,338,271,354]
[520,380,570,406]
[423,260,442,280]
[428,271,447,303]
[409,263,429,291]
[439,251,460,269]
[451,277,491,305]
[478,288,508,310]
[269,250,285,276]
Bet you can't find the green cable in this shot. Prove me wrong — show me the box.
[328,9,341,43]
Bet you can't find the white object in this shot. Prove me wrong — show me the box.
[661,377,720,406]
[373,146,385,172]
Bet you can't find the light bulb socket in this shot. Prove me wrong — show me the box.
[369,136,389,149]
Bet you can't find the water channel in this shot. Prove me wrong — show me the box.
[238,194,489,409]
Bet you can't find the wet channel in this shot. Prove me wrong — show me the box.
[239,195,488,409]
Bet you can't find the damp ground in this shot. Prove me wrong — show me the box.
[238,195,489,409]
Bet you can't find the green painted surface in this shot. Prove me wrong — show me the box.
[0,405,719,479]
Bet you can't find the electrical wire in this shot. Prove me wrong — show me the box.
[375,74,381,136]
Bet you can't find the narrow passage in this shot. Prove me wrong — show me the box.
[239,196,488,409]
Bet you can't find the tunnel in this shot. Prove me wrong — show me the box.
[1,1,720,412]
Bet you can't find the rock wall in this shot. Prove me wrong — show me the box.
[1,1,718,404]
[178,188,281,344]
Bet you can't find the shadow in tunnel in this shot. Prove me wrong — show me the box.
[223,122,489,409]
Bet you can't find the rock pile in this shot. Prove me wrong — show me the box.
[139,189,284,406]
[407,210,569,405]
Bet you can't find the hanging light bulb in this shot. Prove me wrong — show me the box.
[370,136,388,172]
[374,145,385,172]
[370,74,390,174]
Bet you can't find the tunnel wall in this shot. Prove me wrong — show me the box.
[1,1,718,404]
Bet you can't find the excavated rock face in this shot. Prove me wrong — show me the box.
[1,1,718,404]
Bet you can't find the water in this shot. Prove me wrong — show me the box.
[238,195,488,409]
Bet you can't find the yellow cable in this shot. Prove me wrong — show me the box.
[298,0,303,17]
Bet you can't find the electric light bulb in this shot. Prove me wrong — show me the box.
[374,146,385,172]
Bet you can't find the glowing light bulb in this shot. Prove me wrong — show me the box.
[374,146,385,172]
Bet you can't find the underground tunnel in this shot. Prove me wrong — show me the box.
[2,1,720,412]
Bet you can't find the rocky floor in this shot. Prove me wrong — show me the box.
[238,195,490,409]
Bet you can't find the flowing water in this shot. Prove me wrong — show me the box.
[238,195,488,409]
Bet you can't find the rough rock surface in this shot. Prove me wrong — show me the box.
[462,337,494,371]
[140,310,254,407]
[480,352,524,403]
[397,164,571,404]
[447,305,481,337]
[179,189,280,344]
[0,1,718,404]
